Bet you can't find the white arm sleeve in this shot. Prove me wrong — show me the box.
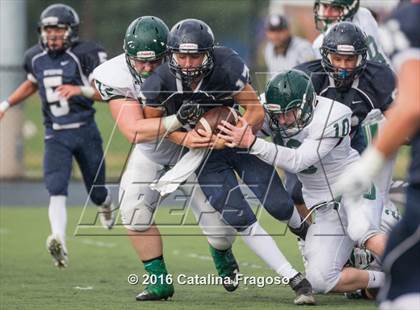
[250,137,340,174]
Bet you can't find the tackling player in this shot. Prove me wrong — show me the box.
[0,4,114,268]
[93,16,239,301]
[217,69,387,298]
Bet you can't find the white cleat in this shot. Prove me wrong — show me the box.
[98,203,116,230]
[46,235,68,268]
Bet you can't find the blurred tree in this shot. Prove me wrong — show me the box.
[27,0,269,72]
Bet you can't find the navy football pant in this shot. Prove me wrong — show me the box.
[43,122,108,205]
[196,148,294,231]
[379,183,420,302]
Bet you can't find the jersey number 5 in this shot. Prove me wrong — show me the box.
[43,76,70,117]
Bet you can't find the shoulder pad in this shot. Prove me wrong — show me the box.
[310,96,353,139]
[93,54,137,100]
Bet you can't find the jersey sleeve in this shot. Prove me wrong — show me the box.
[92,55,137,101]
[371,66,396,111]
[94,79,136,101]
[250,135,340,174]
[23,46,41,84]
[78,42,108,83]
[222,52,251,95]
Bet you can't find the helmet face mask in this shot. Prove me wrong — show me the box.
[314,0,360,32]
[167,19,215,86]
[123,16,169,83]
[265,70,315,138]
[38,4,79,53]
[321,22,367,88]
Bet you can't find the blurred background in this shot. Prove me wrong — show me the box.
[0,0,407,183]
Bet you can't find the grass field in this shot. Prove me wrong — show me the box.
[0,205,378,310]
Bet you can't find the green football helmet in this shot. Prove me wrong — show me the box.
[123,16,169,82]
[314,0,360,32]
[264,70,316,138]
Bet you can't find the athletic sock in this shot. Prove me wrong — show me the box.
[48,195,67,251]
[287,206,302,229]
[240,222,299,279]
[367,270,385,288]
[143,255,169,276]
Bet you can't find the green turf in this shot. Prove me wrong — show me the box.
[1,206,377,310]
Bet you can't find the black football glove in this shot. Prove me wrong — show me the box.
[176,101,204,125]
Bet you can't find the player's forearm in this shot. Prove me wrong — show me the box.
[166,130,187,145]
[250,137,337,173]
[7,80,37,106]
[375,107,420,157]
[234,84,265,132]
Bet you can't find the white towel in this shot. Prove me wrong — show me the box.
[150,148,207,196]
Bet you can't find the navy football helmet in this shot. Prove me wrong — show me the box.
[321,22,367,88]
[167,19,215,85]
[38,4,80,52]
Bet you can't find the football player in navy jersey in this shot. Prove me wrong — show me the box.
[337,2,420,309]
[0,4,114,268]
[138,18,315,305]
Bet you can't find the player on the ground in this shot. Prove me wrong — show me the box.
[93,16,239,301]
[0,3,114,268]
[138,18,315,305]
[218,69,387,298]
[312,0,388,65]
[264,14,315,80]
[336,2,420,309]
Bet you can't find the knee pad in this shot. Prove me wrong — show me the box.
[45,177,68,196]
[120,203,155,232]
[263,199,294,222]
[89,186,108,206]
[306,266,339,294]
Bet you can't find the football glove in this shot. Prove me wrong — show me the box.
[176,101,204,126]
[335,146,386,200]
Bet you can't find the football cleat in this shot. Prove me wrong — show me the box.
[135,284,174,301]
[46,234,68,268]
[209,245,240,292]
[345,288,378,300]
[289,272,316,305]
[98,203,116,230]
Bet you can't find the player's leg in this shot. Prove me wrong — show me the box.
[233,154,307,238]
[197,149,314,304]
[74,123,114,229]
[304,205,384,294]
[181,175,239,291]
[378,184,420,310]
[43,134,73,268]
[119,146,173,301]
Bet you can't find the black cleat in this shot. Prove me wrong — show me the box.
[289,272,316,305]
